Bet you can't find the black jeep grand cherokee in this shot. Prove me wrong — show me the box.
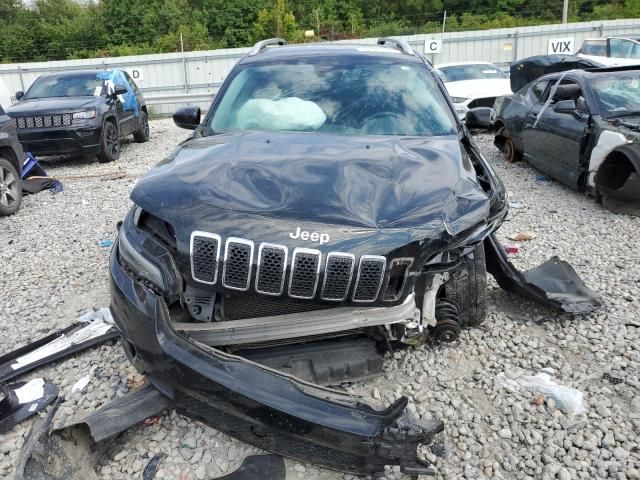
[109,38,512,475]
[7,69,149,162]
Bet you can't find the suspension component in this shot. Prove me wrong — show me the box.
[431,298,461,343]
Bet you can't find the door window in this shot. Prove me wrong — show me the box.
[530,80,549,102]
[580,40,607,56]
[610,39,635,58]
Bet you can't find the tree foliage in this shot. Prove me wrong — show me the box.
[0,0,638,62]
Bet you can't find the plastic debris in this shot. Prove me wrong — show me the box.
[98,239,114,248]
[141,416,161,427]
[509,201,527,209]
[507,232,537,242]
[9,315,114,372]
[504,245,520,254]
[497,370,587,415]
[78,308,113,325]
[71,375,91,393]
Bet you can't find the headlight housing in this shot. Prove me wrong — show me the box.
[450,97,468,104]
[117,210,181,294]
[72,109,97,120]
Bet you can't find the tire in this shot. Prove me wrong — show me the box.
[98,120,121,163]
[496,125,522,163]
[133,110,150,143]
[444,243,487,327]
[0,157,22,216]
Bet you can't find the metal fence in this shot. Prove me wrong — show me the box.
[0,18,638,116]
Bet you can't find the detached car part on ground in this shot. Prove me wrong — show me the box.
[6,69,149,163]
[0,104,23,216]
[108,39,601,476]
[494,55,640,215]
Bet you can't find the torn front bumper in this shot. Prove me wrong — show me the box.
[109,246,444,475]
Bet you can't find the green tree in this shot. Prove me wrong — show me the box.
[253,0,302,42]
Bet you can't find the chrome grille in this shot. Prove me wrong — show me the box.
[189,231,396,303]
[14,114,72,129]
[190,232,220,284]
[256,244,287,296]
[321,253,355,301]
[353,256,386,302]
[289,248,321,299]
[222,238,253,291]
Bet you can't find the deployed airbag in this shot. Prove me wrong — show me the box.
[236,97,327,131]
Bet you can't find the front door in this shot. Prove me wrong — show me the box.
[523,80,588,187]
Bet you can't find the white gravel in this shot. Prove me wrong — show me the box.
[0,123,638,480]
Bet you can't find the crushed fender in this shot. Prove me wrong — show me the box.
[16,385,170,480]
[0,310,119,383]
[484,233,603,313]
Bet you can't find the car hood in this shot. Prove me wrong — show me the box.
[444,79,512,100]
[7,96,101,114]
[131,131,492,256]
[510,55,603,92]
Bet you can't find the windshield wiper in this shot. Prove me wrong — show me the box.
[606,111,640,119]
[611,118,640,130]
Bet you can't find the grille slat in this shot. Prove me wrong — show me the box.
[321,253,355,301]
[289,248,321,299]
[190,232,221,284]
[353,256,386,302]
[223,238,254,291]
[256,244,287,296]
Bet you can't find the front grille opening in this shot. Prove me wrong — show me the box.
[321,254,354,301]
[256,245,286,295]
[223,239,253,290]
[353,256,386,302]
[191,234,220,284]
[383,258,413,301]
[289,249,321,299]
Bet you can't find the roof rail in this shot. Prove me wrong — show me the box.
[247,38,287,56]
[377,37,414,55]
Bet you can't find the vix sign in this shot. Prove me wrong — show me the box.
[547,37,574,55]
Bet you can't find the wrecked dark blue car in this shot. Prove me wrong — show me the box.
[7,69,149,162]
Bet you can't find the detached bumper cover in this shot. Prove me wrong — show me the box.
[109,248,443,475]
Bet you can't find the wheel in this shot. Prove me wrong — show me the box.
[133,111,150,143]
[0,157,22,216]
[444,243,487,327]
[98,121,120,163]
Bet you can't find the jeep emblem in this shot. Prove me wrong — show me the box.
[289,227,330,245]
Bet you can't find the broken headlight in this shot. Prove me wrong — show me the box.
[117,212,181,295]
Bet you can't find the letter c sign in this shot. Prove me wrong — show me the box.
[424,39,442,54]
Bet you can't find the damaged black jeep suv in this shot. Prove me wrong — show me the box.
[109,39,509,475]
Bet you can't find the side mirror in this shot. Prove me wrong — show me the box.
[465,107,495,130]
[173,106,201,130]
[113,84,128,96]
[553,99,577,114]
[15,91,24,101]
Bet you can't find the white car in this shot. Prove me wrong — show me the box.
[577,37,640,66]
[436,62,512,119]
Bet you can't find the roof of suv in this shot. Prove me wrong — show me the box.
[238,42,426,65]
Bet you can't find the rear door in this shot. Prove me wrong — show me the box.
[523,79,588,187]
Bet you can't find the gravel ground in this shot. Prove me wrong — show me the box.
[0,121,638,480]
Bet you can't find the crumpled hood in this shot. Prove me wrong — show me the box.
[131,132,491,254]
[7,96,100,115]
[444,78,512,100]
